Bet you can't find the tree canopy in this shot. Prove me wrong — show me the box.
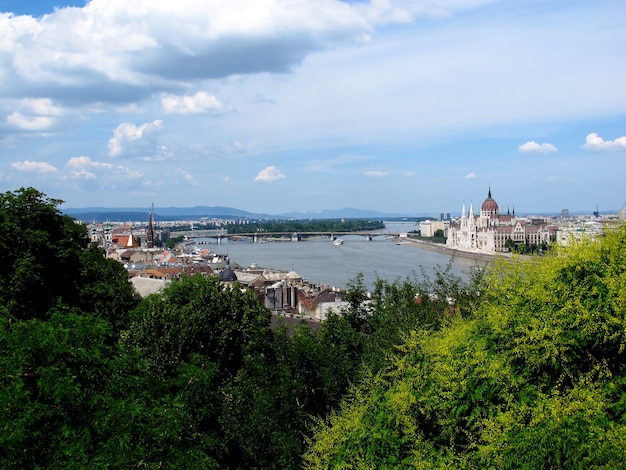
[0,187,139,325]
[227,219,384,235]
[304,224,626,468]
[3,187,625,468]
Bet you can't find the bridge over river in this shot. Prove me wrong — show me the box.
[173,229,402,243]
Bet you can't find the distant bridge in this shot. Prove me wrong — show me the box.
[173,230,402,243]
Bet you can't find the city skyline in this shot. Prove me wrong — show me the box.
[1,0,624,215]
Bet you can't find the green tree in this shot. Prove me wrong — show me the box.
[0,309,117,468]
[505,237,515,252]
[220,315,366,469]
[166,235,184,249]
[0,187,139,329]
[341,272,372,333]
[124,275,272,380]
[116,275,274,467]
[304,223,626,468]
[219,324,315,469]
[77,245,140,333]
[0,188,88,320]
[0,187,141,467]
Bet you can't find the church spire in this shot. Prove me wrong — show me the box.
[91,218,98,243]
[147,203,154,248]
[127,225,136,247]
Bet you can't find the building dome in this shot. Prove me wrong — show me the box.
[481,188,499,217]
[219,258,237,282]
[220,266,237,282]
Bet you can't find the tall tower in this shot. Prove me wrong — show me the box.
[468,202,475,230]
[104,219,112,247]
[90,219,99,243]
[147,203,155,248]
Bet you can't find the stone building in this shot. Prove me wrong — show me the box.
[446,188,553,253]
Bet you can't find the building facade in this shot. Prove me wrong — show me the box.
[419,219,449,237]
[446,189,552,253]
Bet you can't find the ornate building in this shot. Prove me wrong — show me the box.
[446,188,552,253]
[89,219,113,247]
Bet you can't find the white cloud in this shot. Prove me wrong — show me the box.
[365,170,388,177]
[6,112,55,131]
[583,133,626,151]
[1,0,374,108]
[11,160,57,173]
[4,98,65,131]
[465,172,476,179]
[68,168,97,180]
[161,92,225,115]
[518,141,557,153]
[66,155,113,170]
[65,155,141,180]
[254,165,285,182]
[175,168,195,184]
[66,156,112,179]
[113,165,143,179]
[17,98,64,116]
[108,120,163,158]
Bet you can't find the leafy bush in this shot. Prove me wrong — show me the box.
[304,223,626,468]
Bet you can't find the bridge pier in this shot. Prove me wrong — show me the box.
[217,235,222,244]
[291,232,300,242]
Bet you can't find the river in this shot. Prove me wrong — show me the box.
[197,222,488,290]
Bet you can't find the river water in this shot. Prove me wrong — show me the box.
[198,222,487,290]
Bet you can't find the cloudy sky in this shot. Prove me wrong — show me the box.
[1,0,624,215]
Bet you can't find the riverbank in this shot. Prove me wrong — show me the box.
[396,237,513,262]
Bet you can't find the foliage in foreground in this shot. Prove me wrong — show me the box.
[8,187,623,468]
[1,187,481,469]
[304,224,626,468]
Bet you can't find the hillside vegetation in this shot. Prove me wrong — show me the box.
[304,224,626,468]
[2,187,625,468]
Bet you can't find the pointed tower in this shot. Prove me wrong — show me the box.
[460,202,467,230]
[147,203,154,248]
[127,226,136,248]
[481,187,499,219]
[104,219,112,246]
[90,218,99,243]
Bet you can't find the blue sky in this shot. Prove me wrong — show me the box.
[0,0,624,216]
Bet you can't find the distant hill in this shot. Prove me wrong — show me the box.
[62,206,272,222]
[62,205,431,222]
[278,208,423,219]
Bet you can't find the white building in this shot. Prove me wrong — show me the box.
[446,188,553,253]
[419,219,449,237]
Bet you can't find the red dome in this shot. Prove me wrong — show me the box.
[481,189,499,216]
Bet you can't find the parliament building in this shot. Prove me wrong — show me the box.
[446,188,553,253]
